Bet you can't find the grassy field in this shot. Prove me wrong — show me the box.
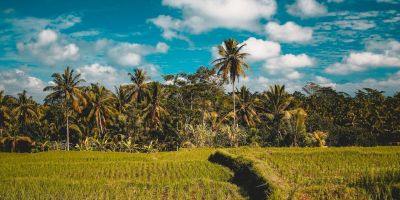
[226,146,400,199]
[1,147,400,199]
[0,149,245,200]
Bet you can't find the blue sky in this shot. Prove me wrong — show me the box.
[0,0,399,101]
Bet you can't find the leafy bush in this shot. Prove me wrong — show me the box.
[0,136,34,152]
[327,126,376,146]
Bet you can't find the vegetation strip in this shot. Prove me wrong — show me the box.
[209,150,277,200]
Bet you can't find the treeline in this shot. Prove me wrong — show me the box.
[0,38,399,152]
[0,66,399,152]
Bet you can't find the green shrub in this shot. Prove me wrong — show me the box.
[0,136,34,152]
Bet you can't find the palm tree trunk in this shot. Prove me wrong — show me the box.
[99,111,104,138]
[232,81,236,128]
[65,100,70,151]
[12,130,16,152]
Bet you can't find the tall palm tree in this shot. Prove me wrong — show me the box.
[236,86,259,127]
[12,91,38,152]
[213,38,250,128]
[142,82,168,131]
[114,85,129,114]
[0,91,11,137]
[258,85,293,142]
[86,84,117,138]
[44,67,86,151]
[128,68,149,105]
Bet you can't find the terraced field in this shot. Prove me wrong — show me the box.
[1,147,400,199]
[225,146,400,199]
[0,149,245,200]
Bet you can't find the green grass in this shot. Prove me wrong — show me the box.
[226,146,400,199]
[1,147,400,199]
[0,149,245,200]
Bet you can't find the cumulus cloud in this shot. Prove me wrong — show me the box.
[240,37,281,62]
[325,52,400,74]
[149,0,277,38]
[313,72,400,95]
[265,54,316,71]
[0,69,46,101]
[265,22,313,43]
[264,54,316,79]
[17,29,80,65]
[107,42,169,67]
[325,40,400,74]
[147,15,191,43]
[287,0,327,18]
[77,63,128,89]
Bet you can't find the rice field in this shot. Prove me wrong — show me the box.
[226,146,400,199]
[0,149,245,200]
[1,147,400,199]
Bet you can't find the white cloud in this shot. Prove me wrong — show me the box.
[17,29,80,65]
[147,15,190,43]
[3,8,15,14]
[107,42,169,67]
[137,64,162,79]
[150,0,277,38]
[265,21,313,43]
[0,69,46,101]
[37,29,58,46]
[333,20,376,30]
[377,0,399,4]
[77,63,127,89]
[314,75,337,88]
[325,52,400,74]
[325,39,400,75]
[240,37,281,62]
[71,30,101,37]
[287,0,327,18]
[156,42,170,53]
[7,14,81,35]
[265,54,316,70]
[264,54,316,80]
[313,72,400,95]
[365,39,400,56]
[327,0,344,3]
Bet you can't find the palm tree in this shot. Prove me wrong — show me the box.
[213,38,250,128]
[236,86,259,127]
[86,84,117,138]
[12,91,39,152]
[286,108,307,146]
[258,85,293,142]
[114,85,130,114]
[142,82,168,131]
[12,90,39,134]
[44,67,86,151]
[0,91,11,137]
[128,68,149,105]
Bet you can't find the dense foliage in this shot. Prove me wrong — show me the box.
[0,39,399,152]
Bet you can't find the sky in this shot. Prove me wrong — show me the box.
[0,0,399,101]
